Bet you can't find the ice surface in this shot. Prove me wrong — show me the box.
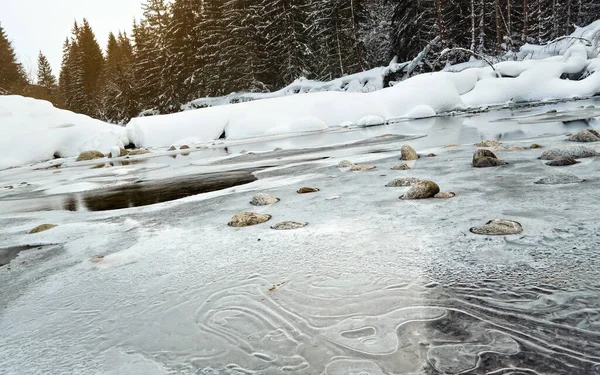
[1,100,600,374]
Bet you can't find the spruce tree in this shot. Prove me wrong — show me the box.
[37,52,57,93]
[0,24,28,95]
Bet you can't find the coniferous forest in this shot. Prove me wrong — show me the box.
[2,0,600,124]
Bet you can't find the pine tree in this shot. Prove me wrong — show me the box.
[37,52,57,93]
[0,24,28,95]
[133,0,170,112]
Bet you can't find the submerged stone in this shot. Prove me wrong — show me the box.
[540,145,598,160]
[534,173,584,185]
[545,156,580,166]
[250,193,280,206]
[475,140,501,147]
[530,144,543,149]
[470,219,523,235]
[180,145,191,150]
[271,221,308,230]
[386,177,421,187]
[337,160,354,168]
[168,146,177,151]
[76,150,105,162]
[568,129,600,143]
[297,187,320,194]
[434,192,456,199]
[128,149,151,156]
[228,212,272,227]
[391,163,411,170]
[400,180,440,200]
[350,164,376,171]
[400,145,419,161]
[28,224,57,234]
[273,147,283,152]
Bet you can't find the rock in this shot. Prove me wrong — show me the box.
[545,156,580,166]
[568,129,600,142]
[400,180,440,200]
[271,221,308,230]
[534,173,584,185]
[3,185,13,189]
[475,140,501,147]
[470,219,523,235]
[228,212,272,227]
[240,150,248,154]
[391,163,411,170]
[539,145,598,160]
[180,145,191,150]
[447,144,461,148]
[385,177,422,187]
[128,149,151,156]
[337,160,354,168]
[472,149,498,164]
[297,187,320,194]
[28,224,57,234]
[350,164,376,171]
[76,150,105,162]
[496,146,525,151]
[530,144,543,149]
[250,193,280,206]
[426,153,436,157]
[273,147,283,152]
[435,192,456,199]
[400,145,419,161]
[168,146,177,151]
[473,157,508,168]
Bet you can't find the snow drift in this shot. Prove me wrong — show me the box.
[0,96,128,170]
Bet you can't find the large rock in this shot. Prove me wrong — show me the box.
[568,129,600,142]
[472,149,498,164]
[400,145,419,161]
[534,173,584,185]
[473,157,508,168]
[250,193,280,206]
[400,180,440,200]
[271,221,308,230]
[545,156,580,166]
[228,212,272,227]
[470,219,523,235]
[28,224,57,234]
[539,145,598,160]
[386,177,422,187]
[76,150,105,162]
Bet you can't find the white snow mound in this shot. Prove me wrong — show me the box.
[0,96,128,170]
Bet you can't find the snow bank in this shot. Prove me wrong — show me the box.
[0,96,128,170]
[127,74,464,147]
[127,20,600,149]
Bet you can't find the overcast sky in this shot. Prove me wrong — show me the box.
[0,0,144,77]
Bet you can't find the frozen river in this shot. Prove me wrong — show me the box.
[1,100,600,374]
